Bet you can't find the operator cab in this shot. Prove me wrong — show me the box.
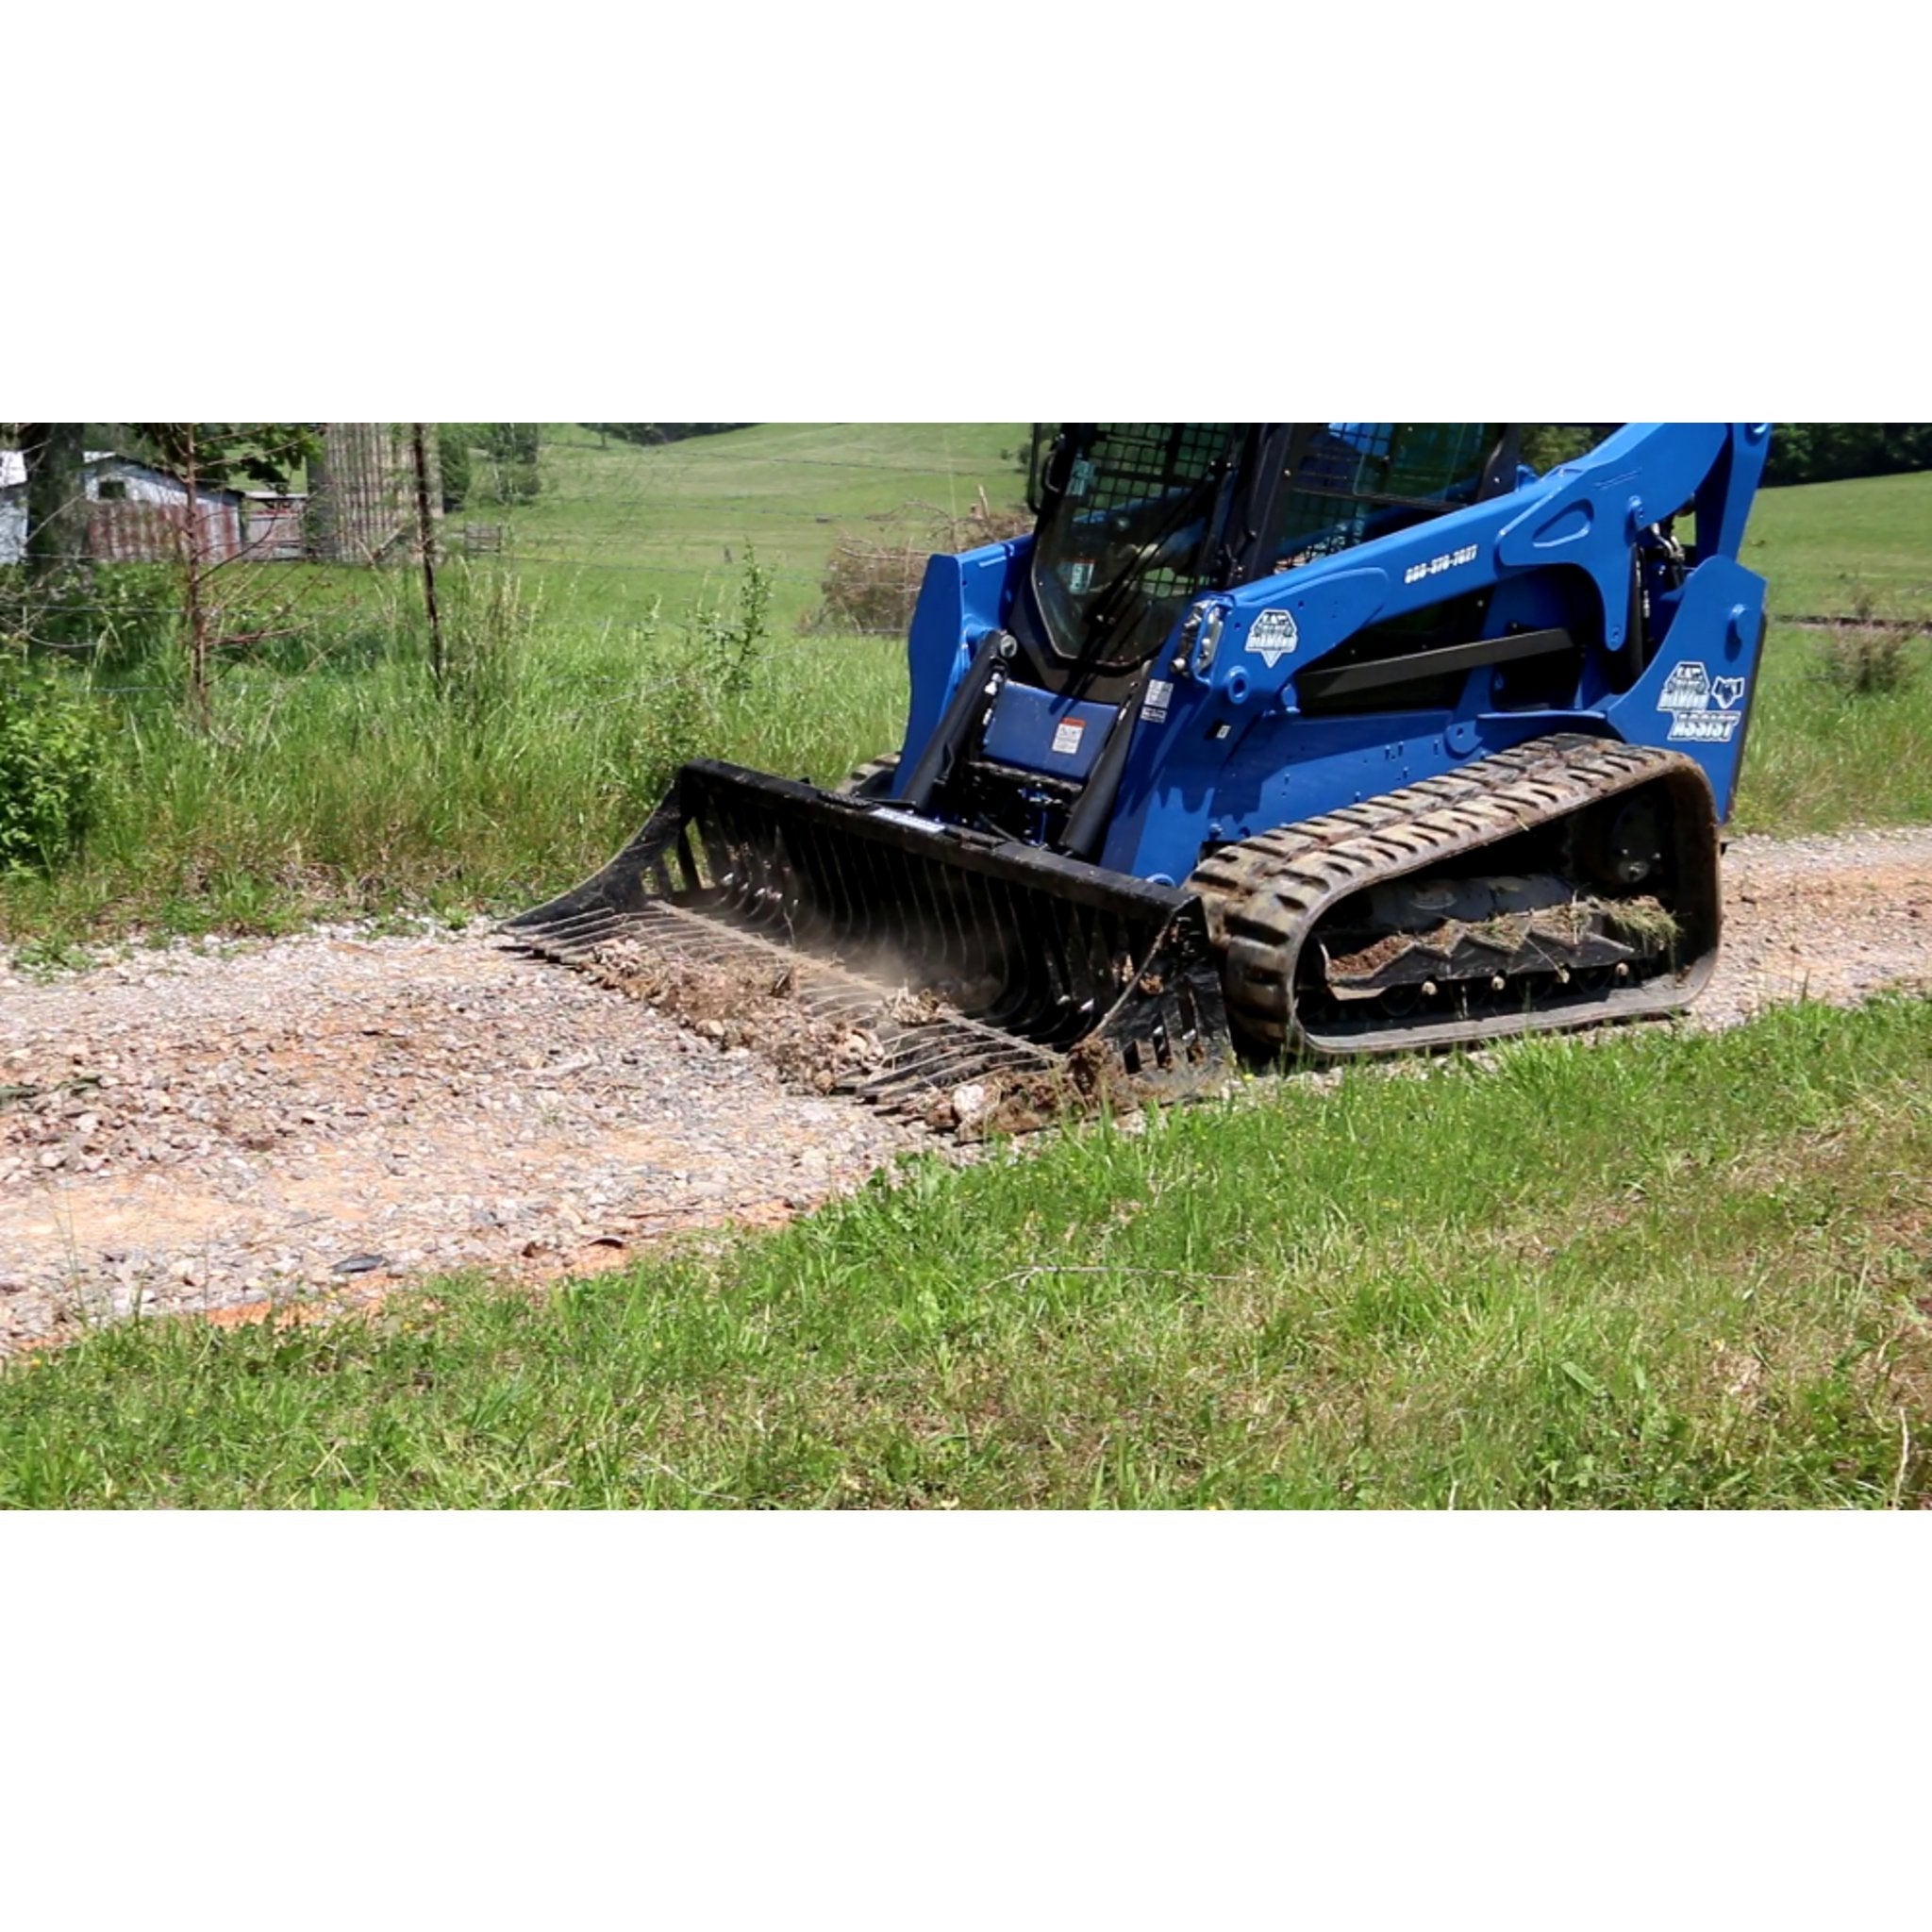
[909,424,1521,853]
[1018,423,1255,702]
[1009,422,1520,701]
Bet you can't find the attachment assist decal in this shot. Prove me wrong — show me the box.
[1657,661,1749,743]
[1244,608,1299,668]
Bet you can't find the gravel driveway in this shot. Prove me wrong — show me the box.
[0,926,926,1352]
[5,824,1932,1354]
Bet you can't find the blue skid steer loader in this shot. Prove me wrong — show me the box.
[510,424,1772,1117]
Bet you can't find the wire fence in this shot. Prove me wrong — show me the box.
[8,424,1930,712]
[0,424,1043,703]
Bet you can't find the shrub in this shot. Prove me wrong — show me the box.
[0,561,178,673]
[0,667,102,872]
[439,428,472,513]
[1823,621,1917,697]
[84,563,181,672]
[691,545,771,700]
[1819,586,1922,697]
[808,496,1032,636]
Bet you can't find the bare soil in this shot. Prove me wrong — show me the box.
[1698,825,1932,1025]
[5,824,1932,1355]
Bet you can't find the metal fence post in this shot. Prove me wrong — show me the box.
[411,424,445,690]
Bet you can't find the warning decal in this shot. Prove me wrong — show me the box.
[1051,719,1087,757]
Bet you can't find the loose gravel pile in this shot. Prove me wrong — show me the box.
[5,824,1932,1355]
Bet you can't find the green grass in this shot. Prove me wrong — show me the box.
[0,565,910,941]
[1730,623,1932,834]
[1745,469,1932,623]
[8,995,1932,1507]
[454,421,1031,633]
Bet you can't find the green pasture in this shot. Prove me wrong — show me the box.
[1745,468,1932,623]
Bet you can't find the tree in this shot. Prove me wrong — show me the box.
[481,424,541,504]
[439,426,472,512]
[18,425,90,587]
[1519,425,1606,475]
[125,423,318,494]
[121,425,323,725]
[577,424,753,447]
[1762,424,1932,487]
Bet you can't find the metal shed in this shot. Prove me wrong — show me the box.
[0,450,249,564]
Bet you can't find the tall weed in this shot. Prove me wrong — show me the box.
[1822,615,1919,697]
[438,560,538,737]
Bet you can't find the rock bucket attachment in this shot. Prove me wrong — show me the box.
[504,759,1233,1122]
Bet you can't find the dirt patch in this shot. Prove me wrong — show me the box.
[574,934,1103,1136]
[1697,828,1932,1027]
[964,1038,1152,1139]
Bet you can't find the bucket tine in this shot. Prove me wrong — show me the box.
[503,758,1234,1118]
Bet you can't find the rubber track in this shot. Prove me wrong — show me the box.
[1187,733,1720,1057]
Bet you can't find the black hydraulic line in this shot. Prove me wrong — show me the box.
[1059,687,1146,860]
[898,630,1008,813]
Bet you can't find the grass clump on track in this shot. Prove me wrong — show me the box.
[7,994,1932,1509]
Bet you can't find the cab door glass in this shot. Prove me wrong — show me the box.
[1267,423,1504,573]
